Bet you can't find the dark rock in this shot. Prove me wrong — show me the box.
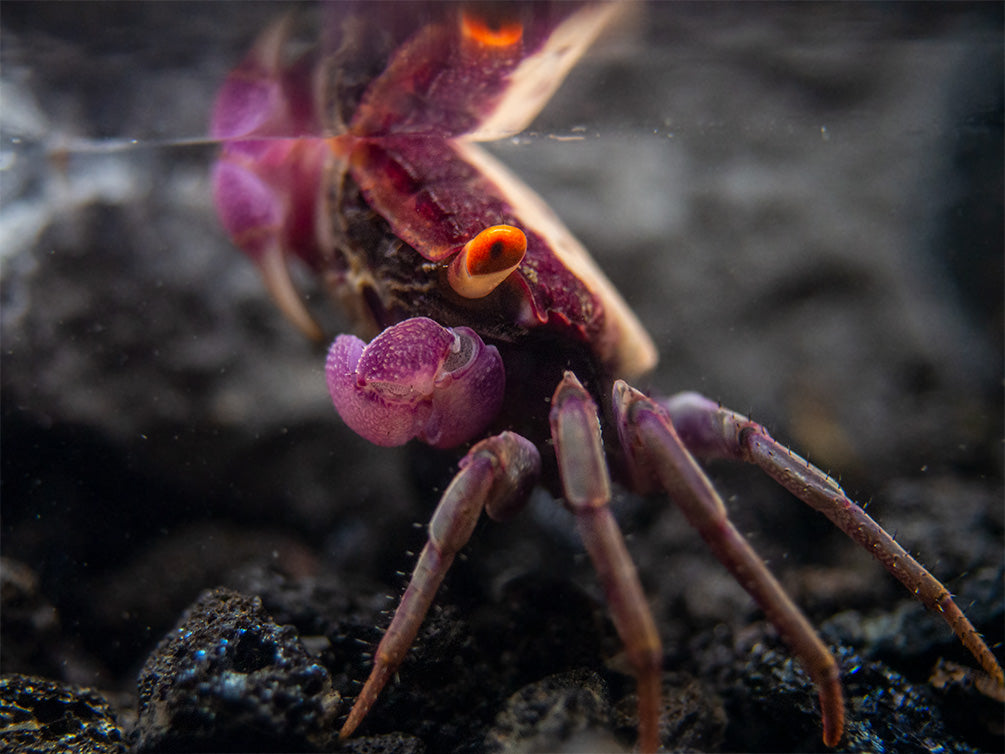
[692,623,991,753]
[339,733,427,754]
[2,4,1002,754]
[484,669,616,753]
[91,523,320,664]
[337,599,499,752]
[0,674,125,754]
[133,587,340,752]
[611,673,727,753]
[484,574,617,691]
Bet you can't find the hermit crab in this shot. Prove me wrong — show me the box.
[210,3,1003,751]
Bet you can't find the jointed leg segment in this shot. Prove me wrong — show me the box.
[339,432,541,739]
[614,382,845,747]
[660,390,1005,688]
[550,373,663,754]
[339,377,1001,751]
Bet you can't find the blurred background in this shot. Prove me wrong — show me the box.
[2,2,1001,751]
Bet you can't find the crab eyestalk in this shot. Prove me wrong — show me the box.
[325,317,505,449]
[447,224,527,299]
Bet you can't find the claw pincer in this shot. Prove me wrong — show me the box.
[325,318,504,449]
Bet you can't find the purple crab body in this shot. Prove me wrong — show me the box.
[212,2,655,380]
[212,3,1004,751]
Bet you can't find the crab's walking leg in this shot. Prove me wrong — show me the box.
[550,373,663,754]
[614,382,844,747]
[661,390,1005,688]
[339,432,541,739]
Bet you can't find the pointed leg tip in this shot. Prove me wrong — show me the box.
[257,245,324,342]
[820,690,845,748]
[338,709,363,741]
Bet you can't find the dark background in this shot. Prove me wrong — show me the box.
[2,2,1002,752]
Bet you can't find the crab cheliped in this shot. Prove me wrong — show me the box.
[211,4,1003,751]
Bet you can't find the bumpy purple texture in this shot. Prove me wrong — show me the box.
[211,157,279,253]
[326,317,505,449]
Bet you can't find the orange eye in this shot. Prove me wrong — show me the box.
[448,224,527,299]
[460,9,523,49]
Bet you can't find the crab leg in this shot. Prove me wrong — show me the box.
[550,373,663,754]
[614,382,845,747]
[660,390,1005,688]
[339,432,541,739]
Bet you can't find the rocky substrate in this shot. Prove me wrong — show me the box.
[3,3,1002,752]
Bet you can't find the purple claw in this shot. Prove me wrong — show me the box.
[210,18,333,339]
[326,318,505,449]
[210,138,327,267]
[210,16,327,267]
[210,15,318,142]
